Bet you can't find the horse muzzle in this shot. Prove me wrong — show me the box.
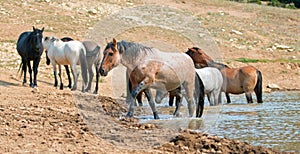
[99,68,108,76]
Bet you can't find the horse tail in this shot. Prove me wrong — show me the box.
[195,72,205,118]
[254,70,263,103]
[79,46,88,89]
[17,61,23,78]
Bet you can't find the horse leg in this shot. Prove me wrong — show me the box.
[218,91,222,105]
[143,88,159,119]
[173,90,183,116]
[85,65,94,92]
[213,90,220,106]
[58,65,63,90]
[52,63,58,88]
[207,93,214,106]
[27,61,33,87]
[32,58,40,88]
[136,92,143,106]
[168,93,175,106]
[64,65,72,89]
[70,64,78,91]
[245,92,253,103]
[126,70,135,104]
[225,92,231,103]
[181,81,195,117]
[93,65,99,94]
[21,58,27,85]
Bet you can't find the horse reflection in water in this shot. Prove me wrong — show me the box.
[99,38,205,119]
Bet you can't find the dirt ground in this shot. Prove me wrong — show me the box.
[0,0,299,153]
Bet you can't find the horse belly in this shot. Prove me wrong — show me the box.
[224,82,244,94]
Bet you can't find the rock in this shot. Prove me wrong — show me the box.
[230,30,243,35]
[88,8,98,15]
[275,44,291,50]
[266,84,281,90]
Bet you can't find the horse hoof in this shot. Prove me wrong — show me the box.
[173,112,180,117]
[126,112,133,117]
[93,91,98,94]
[29,83,34,88]
[31,87,39,93]
[153,112,159,119]
[71,88,76,91]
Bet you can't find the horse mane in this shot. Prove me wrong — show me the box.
[117,40,154,58]
[209,61,229,69]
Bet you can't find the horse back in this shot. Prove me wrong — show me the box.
[16,32,31,55]
[82,41,101,57]
[196,67,223,92]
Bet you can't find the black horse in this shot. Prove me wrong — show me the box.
[16,26,44,88]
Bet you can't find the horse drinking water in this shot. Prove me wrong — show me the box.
[42,36,88,92]
[186,47,263,104]
[16,26,44,88]
[99,38,204,119]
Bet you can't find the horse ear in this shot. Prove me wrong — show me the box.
[113,38,117,48]
[105,38,109,44]
[33,26,36,31]
[41,27,44,33]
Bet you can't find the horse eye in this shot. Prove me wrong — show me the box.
[108,52,113,56]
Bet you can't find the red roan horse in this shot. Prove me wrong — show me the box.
[185,47,263,104]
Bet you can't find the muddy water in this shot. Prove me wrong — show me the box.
[140,91,300,153]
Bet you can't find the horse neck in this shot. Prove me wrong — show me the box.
[53,40,65,48]
[209,61,229,70]
[118,42,148,70]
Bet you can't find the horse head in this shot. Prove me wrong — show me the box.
[99,38,121,76]
[31,26,44,53]
[185,47,214,68]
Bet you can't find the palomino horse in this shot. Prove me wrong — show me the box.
[99,38,204,119]
[42,36,88,92]
[45,37,102,93]
[185,47,263,104]
[16,26,44,88]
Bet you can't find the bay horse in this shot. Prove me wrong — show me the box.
[42,36,88,92]
[16,26,44,88]
[185,47,263,104]
[99,38,204,119]
[45,37,102,93]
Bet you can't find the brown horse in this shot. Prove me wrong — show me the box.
[185,47,263,104]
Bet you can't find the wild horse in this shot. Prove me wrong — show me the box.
[17,26,44,88]
[99,38,204,119]
[45,37,102,93]
[186,47,263,104]
[42,36,88,92]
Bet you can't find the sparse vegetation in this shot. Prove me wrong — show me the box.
[228,0,300,8]
[235,58,300,63]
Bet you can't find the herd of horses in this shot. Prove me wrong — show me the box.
[16,26,263,119]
